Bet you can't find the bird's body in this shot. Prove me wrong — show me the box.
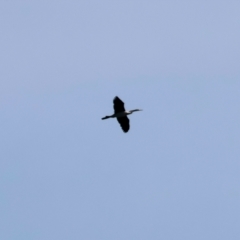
[102,96,142,132]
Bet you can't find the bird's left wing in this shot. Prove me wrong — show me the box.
[117,116,130,133]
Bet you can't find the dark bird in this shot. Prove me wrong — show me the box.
[102,96,142,133]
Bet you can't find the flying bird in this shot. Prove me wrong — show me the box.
[102,96,142,133]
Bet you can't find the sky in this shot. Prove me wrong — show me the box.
[0,1,240,239]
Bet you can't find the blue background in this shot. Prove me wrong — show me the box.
[1,1,239,239]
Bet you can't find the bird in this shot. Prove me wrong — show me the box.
[102,96,142,133]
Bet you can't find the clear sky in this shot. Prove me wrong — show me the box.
[1,1,239,239]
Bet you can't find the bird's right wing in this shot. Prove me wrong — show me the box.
[113,96,125,113]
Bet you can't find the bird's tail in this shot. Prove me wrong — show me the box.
[102,116,110,120]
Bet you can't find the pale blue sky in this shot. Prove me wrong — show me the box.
[1,1,240,239]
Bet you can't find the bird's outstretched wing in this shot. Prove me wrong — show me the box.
[117,116,130,133]
[113,96,125,113]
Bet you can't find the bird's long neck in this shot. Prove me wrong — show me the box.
[129,109,140,113]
